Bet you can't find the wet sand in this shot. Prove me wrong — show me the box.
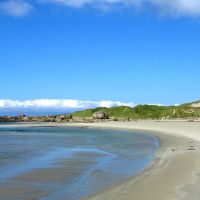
[0,154,97,200]
[1,121,200,200]
[67,122,200,200]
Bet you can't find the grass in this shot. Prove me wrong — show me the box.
[72,103,200,120]
[1,101,200,122]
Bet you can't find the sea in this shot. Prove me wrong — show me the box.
[0,125,159,200]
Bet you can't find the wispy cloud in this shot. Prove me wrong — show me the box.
[151,0,200,17]
[0,0,32,16]
[0,99,135,109]
[40,0,141,8]
[1,0,200,17]
[41,0,200,16]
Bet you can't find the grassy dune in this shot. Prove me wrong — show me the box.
[72,102,200,120]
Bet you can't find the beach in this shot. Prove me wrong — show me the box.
[2,2,200,199]
[73,121,200,200]
[1,121,200,200]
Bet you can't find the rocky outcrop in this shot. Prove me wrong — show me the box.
[55,114,72,122]
[0,114,73,123]
[93,111,108,119]
[191,102,200,108]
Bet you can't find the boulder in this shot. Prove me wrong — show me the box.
[55,114,72,122]
[93,111,108,119]
[22,116,29,121]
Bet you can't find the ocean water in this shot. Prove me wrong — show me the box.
[0,126,159,200]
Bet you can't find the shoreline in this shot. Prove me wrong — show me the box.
[78,122,200,200]
[1,121,200,199]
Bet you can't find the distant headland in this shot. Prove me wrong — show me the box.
[1,100,200,123]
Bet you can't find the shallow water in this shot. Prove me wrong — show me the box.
[0,126,159,200]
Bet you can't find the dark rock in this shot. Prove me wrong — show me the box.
[171,149,175,152]
[187,148,195,151]
[93,111,108,119]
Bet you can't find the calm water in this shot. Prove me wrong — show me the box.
[0,126,159,200]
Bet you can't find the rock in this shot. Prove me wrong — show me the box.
[110,117,117,121]
[59,115,66,120]
[55,118,62,123]
[93,111,108,119]
[187,148,195,151]
[22,116,29,121]
[53,114,72,122]
[66,114,72,120]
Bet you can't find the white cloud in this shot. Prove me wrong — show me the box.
[151,0,200,16]
[40,0,141,8]
[0,0,32,16]
[1,0,200,17]
[41,0,200,16]
[0,99,135,109]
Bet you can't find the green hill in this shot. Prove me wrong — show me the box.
[1,101,200,122]
[72,102,200,120]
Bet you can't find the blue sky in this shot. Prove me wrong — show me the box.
[0,0,200,112]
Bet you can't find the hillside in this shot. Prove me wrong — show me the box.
[1,101,200,122]
[72,103,200,121]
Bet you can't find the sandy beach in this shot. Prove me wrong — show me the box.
[75,121,200,200]
[1,121,200,200]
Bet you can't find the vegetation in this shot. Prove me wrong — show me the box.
[72,103,200,120]
[1,101,200,122]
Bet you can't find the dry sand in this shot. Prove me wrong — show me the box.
[1,121,200,200]
[67,121,200,200]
